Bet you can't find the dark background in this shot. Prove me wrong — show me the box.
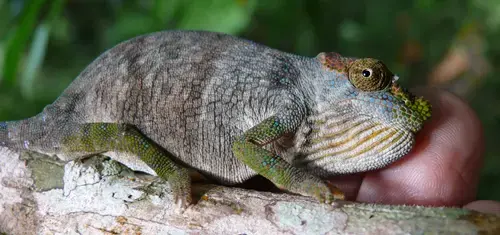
[0,0,498,201]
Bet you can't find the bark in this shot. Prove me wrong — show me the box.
[0,147,499,235]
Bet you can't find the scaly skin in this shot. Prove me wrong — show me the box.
[0,30,431,208]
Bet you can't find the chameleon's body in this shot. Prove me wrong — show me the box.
[0,31,431,207]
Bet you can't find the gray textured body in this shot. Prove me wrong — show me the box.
[2,31,425,189]
[9,31,318,184]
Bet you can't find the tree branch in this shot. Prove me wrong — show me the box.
[0,148,498,234]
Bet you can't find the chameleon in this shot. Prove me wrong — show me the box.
[0,30,431,208]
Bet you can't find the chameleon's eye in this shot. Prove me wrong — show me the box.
[348,58,392,91]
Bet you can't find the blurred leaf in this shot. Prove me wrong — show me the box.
[21,0,65,100]
[472,0,500,32]
[177,0,256,34]
[21,23,49,100]
[295,20,316,55]
[416,0,437,10]
[153,0,182,24]
[105,11,156,47]
[0,41,4,74]
[339,20,363,43]
[49,16,70,43]
[2,0,47,87]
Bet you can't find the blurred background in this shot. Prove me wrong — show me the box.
[0,0,498,201]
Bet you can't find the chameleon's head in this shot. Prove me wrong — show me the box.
[315,52,431,132]
[295,52,432,175]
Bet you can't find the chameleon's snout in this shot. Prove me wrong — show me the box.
[389,82,432,132]
[410,95,432,122]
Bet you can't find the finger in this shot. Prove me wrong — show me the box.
[356,88,484,206]
[326,173,365,200]
[465,200,500,215]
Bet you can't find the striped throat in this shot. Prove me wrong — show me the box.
[293,110,416,176]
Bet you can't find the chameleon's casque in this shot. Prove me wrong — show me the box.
[0,30,431,207]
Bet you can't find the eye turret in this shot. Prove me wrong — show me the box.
[347,58,393,91]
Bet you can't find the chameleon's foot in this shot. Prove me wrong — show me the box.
[290,176,345,203]
[168,168,192,210]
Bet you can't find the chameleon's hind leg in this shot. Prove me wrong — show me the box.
[61,123,191,208]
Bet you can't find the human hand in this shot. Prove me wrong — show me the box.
[329,88,500,215]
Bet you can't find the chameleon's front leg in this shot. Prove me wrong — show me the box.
[61,123,191,208]
[232,116,345,203]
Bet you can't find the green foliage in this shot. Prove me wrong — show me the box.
[3,0,47,87]
[0,0,499,201]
